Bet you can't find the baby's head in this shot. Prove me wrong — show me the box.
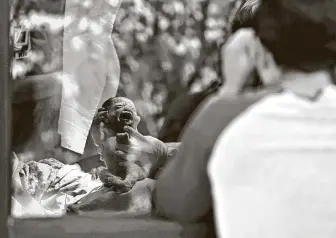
[100,97,140,134]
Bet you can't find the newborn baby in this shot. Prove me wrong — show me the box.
[91,97,163,193]
[67,97,175,213]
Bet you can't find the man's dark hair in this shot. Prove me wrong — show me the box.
[230,0,262,34]
[230,0,336,72]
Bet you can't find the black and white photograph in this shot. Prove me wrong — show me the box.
[3,0,336,237]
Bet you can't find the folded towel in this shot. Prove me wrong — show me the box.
[59,0,122,155]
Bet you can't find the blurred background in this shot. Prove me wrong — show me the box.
[113,0,242,140]
[10,0,244,161]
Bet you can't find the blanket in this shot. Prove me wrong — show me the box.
[11,153,156,218]
[12,155,103,217]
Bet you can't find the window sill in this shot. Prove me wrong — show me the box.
[8,213,207,238]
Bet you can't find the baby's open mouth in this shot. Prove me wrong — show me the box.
[118,111,133,122]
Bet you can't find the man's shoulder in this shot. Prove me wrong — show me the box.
[189,92,266,135]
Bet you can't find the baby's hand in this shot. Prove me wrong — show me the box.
[93,108,109,125]
[116,132,130,145]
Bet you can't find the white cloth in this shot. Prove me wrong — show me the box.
[59,0,122,154]
[208,83,336,238]
[11,153,103,218]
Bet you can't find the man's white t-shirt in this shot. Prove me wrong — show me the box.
[208,83,336,238]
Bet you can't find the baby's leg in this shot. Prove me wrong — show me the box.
[98,168,127,190]
[100,161,148,193]
[67,178,155,214]
[122,162,147,190]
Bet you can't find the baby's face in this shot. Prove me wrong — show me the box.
[104,97,140,134]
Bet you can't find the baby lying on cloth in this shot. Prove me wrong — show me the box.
[11,97,176,217]
[67,97,173,213]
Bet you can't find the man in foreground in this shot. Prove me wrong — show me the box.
[154,1,336,238]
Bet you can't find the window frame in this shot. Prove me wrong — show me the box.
[1,0,11,237]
